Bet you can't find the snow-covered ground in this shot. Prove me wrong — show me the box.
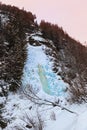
[2,92,87,130]
[1,35,87,130]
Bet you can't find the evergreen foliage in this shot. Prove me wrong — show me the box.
[0,3,36,91]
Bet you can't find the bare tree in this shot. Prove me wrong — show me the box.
[20,112,44,130]
[22,84,78,115]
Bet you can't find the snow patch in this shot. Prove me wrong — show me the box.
[32,35,46,42]
[0,12,9,25]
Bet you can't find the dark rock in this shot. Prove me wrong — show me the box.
[0,119,7,129]
[26,124,32,129]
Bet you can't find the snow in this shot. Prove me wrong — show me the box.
[0,96,6,104]
[1,34,87,130]
[2,92,87,130]
[2,94,28,129]
[45,111,77,130]
[4,42,9,45]
[75,111,87,130]
[0,12,9,25]
[32,35,47,42]
[21,42,87,130]
[22,44,68,98]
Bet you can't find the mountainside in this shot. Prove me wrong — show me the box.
[0,3,87,130]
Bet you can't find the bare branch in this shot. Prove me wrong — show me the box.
[22,85,78,115]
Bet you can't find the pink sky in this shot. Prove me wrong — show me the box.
[1,0,87,43]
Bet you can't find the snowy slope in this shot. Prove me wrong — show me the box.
[1,34,87,130]
[2,92,87,130]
